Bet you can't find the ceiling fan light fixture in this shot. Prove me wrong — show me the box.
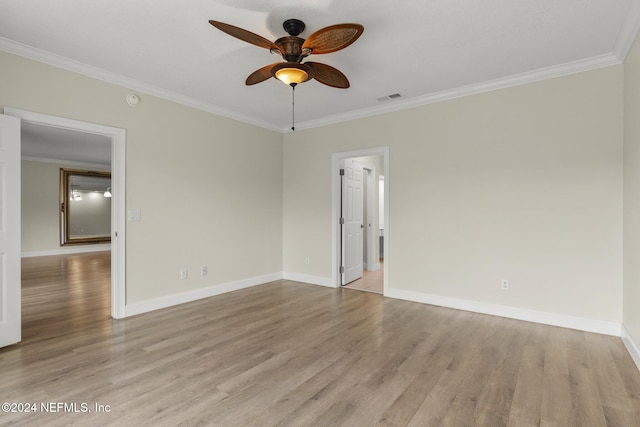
[275,68,307,86]
[272,63,313,86]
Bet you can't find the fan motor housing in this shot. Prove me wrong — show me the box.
[275,36,305,62]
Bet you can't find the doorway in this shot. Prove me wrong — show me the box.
[343,165,384,294]
[5,108,126,320]
[332,147,389,295]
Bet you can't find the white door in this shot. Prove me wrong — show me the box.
[0,114,21,347]
[341,160,364,284]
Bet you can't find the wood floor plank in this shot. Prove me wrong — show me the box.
[507,345,545,426]
[2,253,640,426]
[540,372,573,426]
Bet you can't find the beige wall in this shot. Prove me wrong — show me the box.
[21,160,110,253]
[283,66,624,323]
[3,47,633,329]
[624,30,640,344]
[2,51,283,304]
[21,160,63,252]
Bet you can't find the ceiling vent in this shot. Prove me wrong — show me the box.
[377,93,405,102]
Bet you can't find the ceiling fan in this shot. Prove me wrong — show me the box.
[208,18,364,89]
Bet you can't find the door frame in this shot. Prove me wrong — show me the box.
[332,147,389,294]
[5,108,126,319]
[0,114,21,346]
[364,166,379,273]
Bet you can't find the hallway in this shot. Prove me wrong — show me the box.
[343,261,383,294]
[20,251,111,343]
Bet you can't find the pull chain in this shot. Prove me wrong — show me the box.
[290,83,297,131]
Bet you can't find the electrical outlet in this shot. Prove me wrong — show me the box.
[202,266,208,276]
[180,268,188,280]
[501,279,510,290]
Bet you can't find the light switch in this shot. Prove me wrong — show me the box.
[128,210,141,221]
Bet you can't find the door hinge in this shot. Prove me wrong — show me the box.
[340,168,345,176]
[340,266,345,274]
[339,217,344,225]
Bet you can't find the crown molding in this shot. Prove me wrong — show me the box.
[288,53,622,132]
[613,0,640,61]
[0,36,626,135]
[0,37,282,133]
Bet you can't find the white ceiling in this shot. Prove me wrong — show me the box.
[2,0,640,133]
[21,122,111,165]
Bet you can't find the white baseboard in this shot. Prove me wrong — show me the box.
[22,244,111,258]
[120,270,638,371]
[363,263,381,271]
[125,271,334,318]
[365,263,381,272]
[123,271,337,318]
[386,288,622,337]
[124,272,284,317]
[282,272,336,288]
[125,272,284,317]
[622,324,640,371]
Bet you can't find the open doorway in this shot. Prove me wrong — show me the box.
[339,158,382,293]
[344,168,385,294]
[332,147,389,295]
[5,108,126,327]
[20,122,114,341]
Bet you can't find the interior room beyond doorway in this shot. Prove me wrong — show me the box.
[343,260,384,294]
[337,149,387,293]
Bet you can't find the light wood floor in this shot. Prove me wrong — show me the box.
[343,261,384,294]
[19,252,112,343]
[3,253,640,426]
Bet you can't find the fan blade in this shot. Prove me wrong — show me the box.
[302,23,364,55]
[245,63,280,85]
[209,20,281,53]
[306,62,350,88]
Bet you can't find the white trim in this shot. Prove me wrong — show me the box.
[613,0,640,61]
[286,54,622,132]
[4,108,127,319]
[22,245,111,258]
[110,119,126,319]
[622,324,640,372]
[386,288,621,337]
[331,147,390,294]
[125,273,283,317]
[0,37,282,133]
[364,166,377,273]
[282,272,335,288]
[0,37,625,134]
[367,263,381,273]
[0,114,22,347]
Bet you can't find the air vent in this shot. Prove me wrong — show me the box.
[377,93,405,102]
